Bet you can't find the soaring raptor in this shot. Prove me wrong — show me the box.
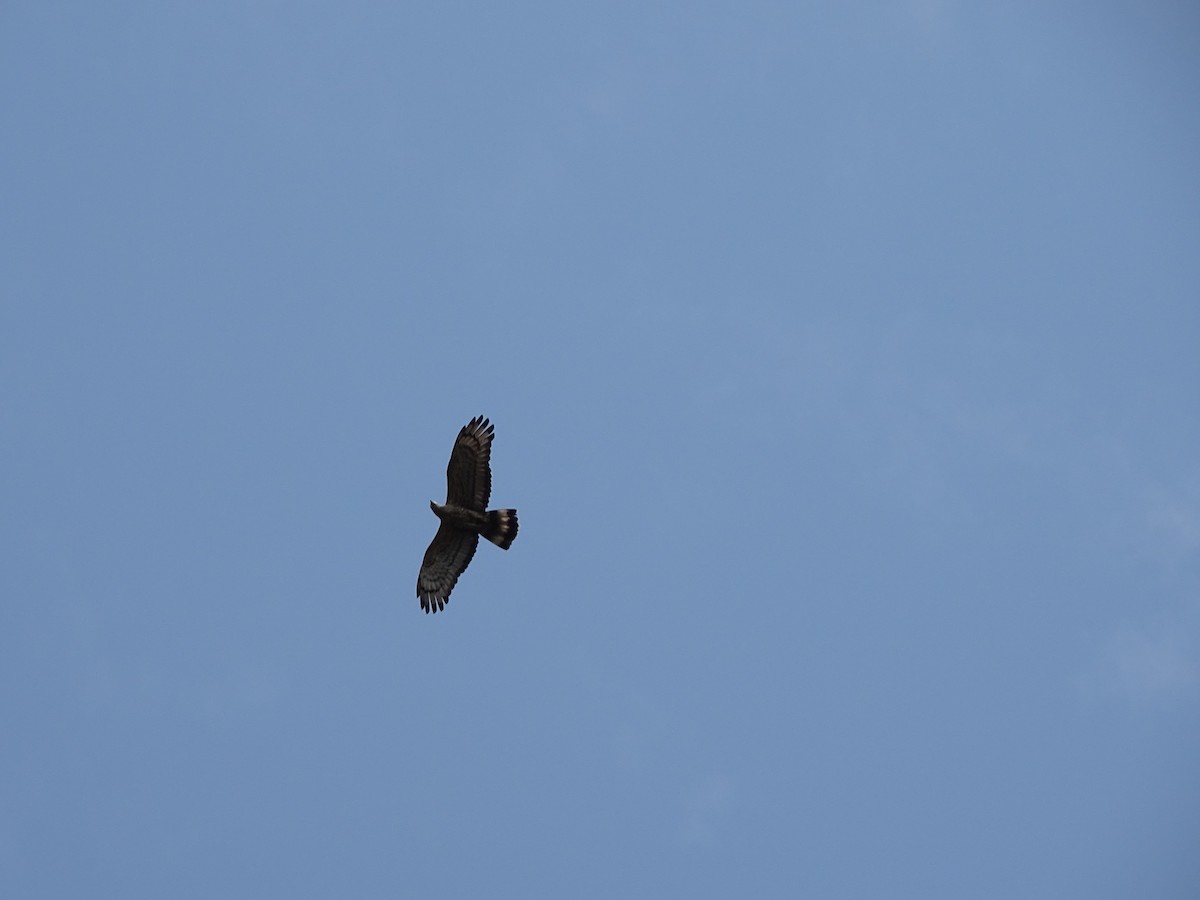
[417,416,518,613]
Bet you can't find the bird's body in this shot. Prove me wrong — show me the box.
[430,501,489,532]
[417,416,518,613]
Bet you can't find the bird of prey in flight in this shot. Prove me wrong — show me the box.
[417,416,518,613]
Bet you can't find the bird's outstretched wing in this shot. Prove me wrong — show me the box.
[417,524,480,613]
[444,415,493,511]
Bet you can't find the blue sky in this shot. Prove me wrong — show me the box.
[2,2,1198,897]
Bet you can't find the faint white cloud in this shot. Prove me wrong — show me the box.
[1072,474,1200,709]
[1140,481,1200,559]
[678,774,735,847]
[1077,620,1199,708]
[1106,624,1198,703]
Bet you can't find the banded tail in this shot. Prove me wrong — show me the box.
[484,509,518,549]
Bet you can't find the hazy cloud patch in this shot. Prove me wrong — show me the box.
[679,774,735,847]
[1078,620,1199,708]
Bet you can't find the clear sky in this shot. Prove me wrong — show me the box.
[2,2,1198,897]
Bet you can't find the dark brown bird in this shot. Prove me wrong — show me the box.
[417,416,518,613]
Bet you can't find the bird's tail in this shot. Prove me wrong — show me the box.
[483,509,518,549]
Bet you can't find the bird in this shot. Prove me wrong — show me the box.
[417,415,518,613]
